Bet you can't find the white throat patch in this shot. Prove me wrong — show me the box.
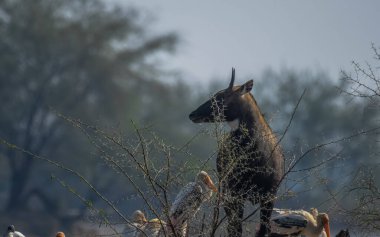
[227,119,240,131]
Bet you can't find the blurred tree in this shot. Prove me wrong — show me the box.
[337,44,380,233]
[1,0,376,232]
[0,0,177,226]
[254,69,379,207]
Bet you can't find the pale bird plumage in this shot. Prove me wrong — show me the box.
[270,208,331,237]
[3,225,25,237]
[145,218,167,237]
[131,210,147,237]
[133,210,148,225]
[130,210,167,237]
[169,171,217,236]
[310,208,327,237]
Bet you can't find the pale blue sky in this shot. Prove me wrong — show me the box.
[112,1,380,84]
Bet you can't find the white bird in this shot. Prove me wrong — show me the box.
[130,210,167,237]
[142,218,167,237]
[130,210,148,237]
[133,210,148,226]
[310,208,327,237]
[270,208,331,237]
[169,171,217,236]
[3,225,25,237]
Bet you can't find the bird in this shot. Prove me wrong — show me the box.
[269,208,331,237]
[132,210,148,226]
[310,208,327,237]
[142,218,167,237]
[131,210,148,237]
[130,210,167,237]
[3,225,25,237]
[169,171,217,236]
[56,232,65,237]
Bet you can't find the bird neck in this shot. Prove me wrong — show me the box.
[199,182,213,198]
[198,181,207,190]
[309,218,325,235]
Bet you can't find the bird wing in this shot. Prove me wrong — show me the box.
[12,232,25,237]
[145,219,167,237]
[273,208,309,216]
[131,223,146,237]
[170,182,202,223]
[271,213,308,235]
[273,208,292,215]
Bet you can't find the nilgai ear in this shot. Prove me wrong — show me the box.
[239,80,253,95]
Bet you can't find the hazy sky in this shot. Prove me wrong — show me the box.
[113,1,380,84]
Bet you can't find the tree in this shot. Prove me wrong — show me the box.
[0,0,177,228]
[253,68,379,209]
[337,44,380,234]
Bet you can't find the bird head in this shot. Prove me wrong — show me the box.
[56,232,65,237]
[318,213,331,237]
[310,207,318,218]
[197,171,217,192]
[7,225,15,233]
[132,210,148,224]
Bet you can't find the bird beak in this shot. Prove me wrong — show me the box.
[324,222,331,237]
[205,175,218,192]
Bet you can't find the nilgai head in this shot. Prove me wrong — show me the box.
[189,68,253,123]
